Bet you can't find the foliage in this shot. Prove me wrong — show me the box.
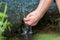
[0,0,39,39]
[0,1,59,40]
[0,0,39,27]
[0,2,11,40]
[55,18,60,32]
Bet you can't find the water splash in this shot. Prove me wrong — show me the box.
[22,6,33,40]
[22,21,33,40]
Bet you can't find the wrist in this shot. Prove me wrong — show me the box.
[34,8,45,20]
[34,9,41,16]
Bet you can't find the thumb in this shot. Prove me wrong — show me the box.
[23,17,30,22]
[26,13,32,18]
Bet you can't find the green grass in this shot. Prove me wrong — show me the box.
[32,33,60,40]
[0,2,9,40]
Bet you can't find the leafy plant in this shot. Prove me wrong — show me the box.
[0,2,10,40]
[55,18,60,32]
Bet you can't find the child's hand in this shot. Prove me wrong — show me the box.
[23,10,40,26]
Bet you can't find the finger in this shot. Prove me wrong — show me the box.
[30,19,39,26]
[23,18,30,22]
[25,21,32,26]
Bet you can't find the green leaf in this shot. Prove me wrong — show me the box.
[2,20,8,30]
[0,27,4,37]
[0,12,3,17]
[0,21,3,26]
[4,4,7,14]
[2,4,7,22]
[55,18,60,21]
[8,26,11,31]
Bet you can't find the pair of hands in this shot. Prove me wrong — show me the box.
[23,10,40,26]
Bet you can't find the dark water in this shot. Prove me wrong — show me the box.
[0,0,57,27]
[0,0,58,40]
[0,0,39,26]
[0,0,39,40]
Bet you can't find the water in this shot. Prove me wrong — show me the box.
[0,0,39,40]
[0,0,58,40]
[21,21,33,40]
[0,0,39,26]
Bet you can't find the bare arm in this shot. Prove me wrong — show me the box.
[35,0,53,18]
[24,0,54,26]
[56,0,60,13]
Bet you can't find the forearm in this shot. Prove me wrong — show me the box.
[35,0,53,18]
[56,0,60,13]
